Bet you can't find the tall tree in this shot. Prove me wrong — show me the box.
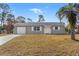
[38,15,45,22]
[0,3,10,26]
[56,3,78,40]
[16,16,26,23]
[5,14,15,34]
[7,14,15,22]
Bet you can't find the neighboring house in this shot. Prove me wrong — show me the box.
[13,22,65,34]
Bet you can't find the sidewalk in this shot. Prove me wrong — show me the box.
[0,34,20,45]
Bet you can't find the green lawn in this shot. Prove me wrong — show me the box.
[0,35,79,56]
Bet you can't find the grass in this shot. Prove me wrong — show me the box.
[0,35,79,56]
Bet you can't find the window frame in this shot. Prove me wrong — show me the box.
[53,26,60,30]
[32,26,42,32]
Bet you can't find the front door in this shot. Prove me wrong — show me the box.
[44,27,51,34]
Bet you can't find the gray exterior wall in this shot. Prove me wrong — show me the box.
[51,25,65,34]
[26,26,44,34]
[13,22,65,34]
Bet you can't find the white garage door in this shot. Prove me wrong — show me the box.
[17,27,26,34]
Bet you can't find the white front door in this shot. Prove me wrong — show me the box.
[44,27,51,34]
[17,27,26,34]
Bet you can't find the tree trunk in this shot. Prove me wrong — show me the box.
[78,26,79,34]
[1,20,3,27]
[2,17,4,27]
[71,28,75,40]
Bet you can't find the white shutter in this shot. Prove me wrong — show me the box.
[32,26,34,31]
[53,26,60,30]
[40,26,42,31]
[58,26,60,30]
[53,26,55,30]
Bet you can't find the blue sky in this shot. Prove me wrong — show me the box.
[8,3,67,22]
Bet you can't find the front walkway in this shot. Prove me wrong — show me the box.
[0,34,20,45]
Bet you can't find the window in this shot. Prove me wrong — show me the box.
[32,26,41,31]
[55,26,58,30]
[53,26,60,30]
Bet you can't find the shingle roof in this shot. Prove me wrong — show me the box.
[14,22,65,27]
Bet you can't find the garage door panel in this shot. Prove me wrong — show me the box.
[17,27,26,34]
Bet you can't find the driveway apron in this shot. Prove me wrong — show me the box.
[0,34,20,45]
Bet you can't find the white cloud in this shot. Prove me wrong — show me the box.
[29,8,44,14]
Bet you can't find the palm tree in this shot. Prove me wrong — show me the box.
[27,18,32,22]
[38,15,45,22]
[56,3,78,40]
[66,23,71,34]
[0,3,10,26]
[16,16,26,23]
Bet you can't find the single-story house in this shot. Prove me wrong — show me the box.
[13,22,65,34]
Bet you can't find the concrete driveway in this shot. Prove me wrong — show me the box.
[0,34,20,45]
